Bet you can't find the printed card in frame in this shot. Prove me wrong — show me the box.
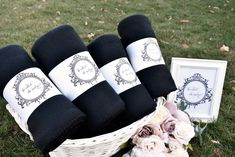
[168,58,227,122]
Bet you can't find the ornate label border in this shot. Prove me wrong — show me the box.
[69,54,99,86]
[13,73,52,109]
[141,38,162,62]
[114,58,138,85]
[176,73,213,107]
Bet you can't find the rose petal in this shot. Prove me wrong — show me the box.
[172,122,195,145]
[164,101,178,117]
[174,110,191,124]
[161,116,177,133]
[168,137,184,151]
[150,105,171,123]
[137,135,167,153]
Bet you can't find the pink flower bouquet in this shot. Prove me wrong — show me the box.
[130,99,195,157]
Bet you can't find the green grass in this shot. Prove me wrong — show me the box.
[0,0,234,156]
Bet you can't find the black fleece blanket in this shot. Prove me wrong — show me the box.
[0,45,86,153]
[88,34,156,128]
[118,14,177,99]
[32,25,125,136]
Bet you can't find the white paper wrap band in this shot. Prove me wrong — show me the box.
[126,37,165,72]
[3,67,61,132]
[100,57,141,94]
[49,51,105,101]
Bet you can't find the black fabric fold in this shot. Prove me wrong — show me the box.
[32,25,125,135]
[0,45,86,153]
[118,14,177,98]
[88,34,156,127]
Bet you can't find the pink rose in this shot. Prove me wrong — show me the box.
[161,116,177,133]
[131,146,168,157]
[174,110,191,124]
[168,137,184,151]
[164,101,178,117]
[164,101,191,125]
[172,121,195,145]
[137,124,158,138]
[133,123,165,145]
[132,135,168,155]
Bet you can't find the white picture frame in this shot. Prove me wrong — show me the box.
[168,57,227,122]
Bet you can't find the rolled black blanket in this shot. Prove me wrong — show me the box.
[32,25,125,136]
[88,34,156,127]
[118,14,177,99]
[0,45,86,153]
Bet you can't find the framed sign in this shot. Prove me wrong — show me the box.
[168,58,227,122]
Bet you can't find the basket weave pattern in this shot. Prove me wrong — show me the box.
[7,98,165,157]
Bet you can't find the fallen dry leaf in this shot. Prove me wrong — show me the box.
[214,148,222,157]
[96,29,103,32]
[167,16,172,20]
[209,10,215,13]
[98,20,104,24]
[230,80,235,84]
[180,19,190,23]
[87,33,95,39]
[220,44,229,52]
[211,140,221,144]
[182,43,190,49]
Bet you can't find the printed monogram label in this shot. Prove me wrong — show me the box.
[177,73,213,107]
[13,72,51,108]
[48,51,105,101]
[115,58,138,85]
[100,57,141,94]
[69,54,99,86]
[142,39,162,62]
[3,68,61,126]
[126,37,165,72]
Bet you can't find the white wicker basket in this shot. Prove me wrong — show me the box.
[6,97,166,157]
